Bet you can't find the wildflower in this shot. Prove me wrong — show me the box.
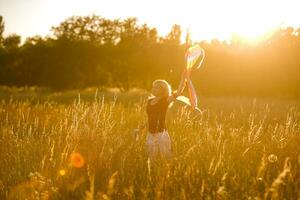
[268,154,278,163]
[70,152,85,168]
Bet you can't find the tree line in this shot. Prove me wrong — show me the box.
[0,15,300,97]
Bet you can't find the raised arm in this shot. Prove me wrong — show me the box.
[167,70,188,103]
[176,69,188,96]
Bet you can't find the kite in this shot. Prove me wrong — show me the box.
[186,44,205,70]
[175,30,205,112]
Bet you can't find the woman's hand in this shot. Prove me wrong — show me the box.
[133,122,147,141]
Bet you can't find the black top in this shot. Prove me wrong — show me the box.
[146,97,169,133]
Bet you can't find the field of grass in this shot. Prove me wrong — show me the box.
[0,87,300,199]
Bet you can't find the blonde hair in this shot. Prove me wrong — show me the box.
[152,79,172,97]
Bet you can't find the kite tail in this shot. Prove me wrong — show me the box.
[197,48,205,69]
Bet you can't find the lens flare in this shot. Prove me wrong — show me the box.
[70,152,85,168]
[59,169,66,176]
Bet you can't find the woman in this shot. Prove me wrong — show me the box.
[145,70,190,163]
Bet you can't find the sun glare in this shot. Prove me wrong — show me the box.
[171,0,287,44]
[179,22,275,45]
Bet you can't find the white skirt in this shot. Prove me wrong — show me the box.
[146,131,172,161]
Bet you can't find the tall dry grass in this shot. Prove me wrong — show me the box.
[0,89,300,199]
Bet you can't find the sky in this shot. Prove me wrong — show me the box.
[1,0,300,42]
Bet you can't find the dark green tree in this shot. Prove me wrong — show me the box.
[3,34,21,50]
